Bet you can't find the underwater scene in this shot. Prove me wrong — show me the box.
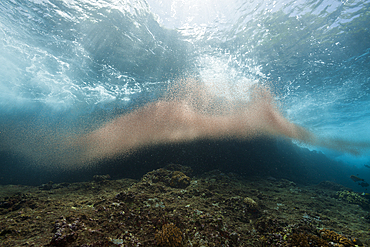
[1,0,370,246]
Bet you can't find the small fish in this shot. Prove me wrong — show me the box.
[361,192,370,198]
[350,175,364,182]
[364,164,370,169]
[358,182,369,188]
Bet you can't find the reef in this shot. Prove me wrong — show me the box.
[0,165,368,246]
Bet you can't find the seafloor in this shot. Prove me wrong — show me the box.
[0,164,369,246]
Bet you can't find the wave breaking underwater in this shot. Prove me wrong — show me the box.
[1,78,369,169]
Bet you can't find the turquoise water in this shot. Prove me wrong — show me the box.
[0,0,370,184]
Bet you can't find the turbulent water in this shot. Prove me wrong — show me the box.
[1,0,370,184]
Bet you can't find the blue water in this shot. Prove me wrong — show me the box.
[1,0,370,185]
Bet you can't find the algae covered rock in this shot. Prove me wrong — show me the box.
[141,165,191,189]
[170,171,191,188]
[334,190,370,209]
[243,197,259,211]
